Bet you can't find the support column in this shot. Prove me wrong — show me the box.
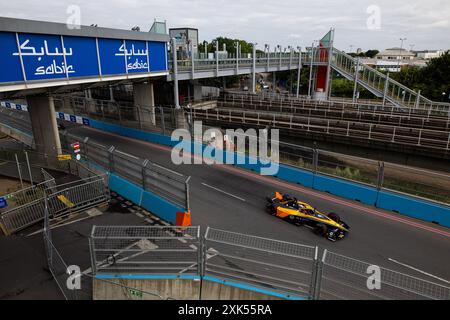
[27,95,62,155]
[252,43,257,93]
[352,58,360,103]
[109,85,115,102]
[324,28,334,97]
[171,38,180,109]
[134,82,155,126]
[296,47,302,97]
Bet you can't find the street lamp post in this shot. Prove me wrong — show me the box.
[278,45,282,70]
[203,40,208,58]
[215,40,219,76]
[265,44,270,70]
[234,41,240,73]
[252,42,257,93]
[296,46,302,98]
[171,38,180,109]
[398,37,407,72]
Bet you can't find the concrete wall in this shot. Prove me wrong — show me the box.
[93,276,302,300]
[93,277,201,300]
[0,122,33,147]
[27,96,62,155]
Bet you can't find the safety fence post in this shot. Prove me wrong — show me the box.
[308,246,320,299]
[185,176,191,212]
[107,146,115,172]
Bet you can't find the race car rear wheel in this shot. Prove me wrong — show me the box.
[327,212,341,223]
[314,223,328,236]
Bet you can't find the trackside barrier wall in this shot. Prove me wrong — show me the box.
[89,226,450,300]
[88,119,450,227]
[108,173,185,223]
[61,130,189,225]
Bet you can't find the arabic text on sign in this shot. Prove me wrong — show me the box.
[13,39,73,57]
[114,44,148,57]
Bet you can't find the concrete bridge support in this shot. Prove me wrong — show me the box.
[26,95,62,155]
[134,82,156,126]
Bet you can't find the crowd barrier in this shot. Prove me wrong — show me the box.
[88,118,450,228]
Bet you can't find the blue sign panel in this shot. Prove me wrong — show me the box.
[18,33,67,81]
[0,32,24,83]
[98,38,126,76]
[148,41,167,72]
[125,40,149,73]
[63,36,99,78]
[0,31,168,86]
[0,197,7,209]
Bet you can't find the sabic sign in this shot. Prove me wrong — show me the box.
[0,32,168,84]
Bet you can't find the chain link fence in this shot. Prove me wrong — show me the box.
[0,151,109,235]
[54,96,179,136]
[318,250,450,300]
[42,200,176,300]
[87,226,450,300]
[61,131,190,210]
[203,227,318,299]
[90,225,201,275]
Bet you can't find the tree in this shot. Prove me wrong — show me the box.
[198,37,254,55]
[390,51,450,101]
[364,49,379,58]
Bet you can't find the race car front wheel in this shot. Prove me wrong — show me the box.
[314,223,328,236]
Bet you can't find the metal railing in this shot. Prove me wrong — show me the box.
[0,169,54,213]
[54,96,178,135]
[43,201,173,300]
[331,48,450,112]
[220,93,450,127]
[203,227,318,298]
[0,154,109,235]
[61,131,190,210]
[88,226,450,300]
[318,250,450,300]
[192,107,450,151]
[221,91,450,119]
[167,44,449,112]
[90,225,201,276]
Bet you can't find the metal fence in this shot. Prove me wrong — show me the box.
[318,250,450,300]
[54,96,179,135]
[42,200,173,300]
[0,154,109,235]
[61,131,190,210]
[188,121,449,205]
[203,227,318,299]
[192,107,450,151]
[90,225,201,276]
[88,226,450,300]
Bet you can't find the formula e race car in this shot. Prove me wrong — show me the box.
[266,192,350,241]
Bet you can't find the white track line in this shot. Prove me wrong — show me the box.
[388,258,450,285]
[201,183,246,202]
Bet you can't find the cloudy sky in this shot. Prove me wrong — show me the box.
[2,0,449,51]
